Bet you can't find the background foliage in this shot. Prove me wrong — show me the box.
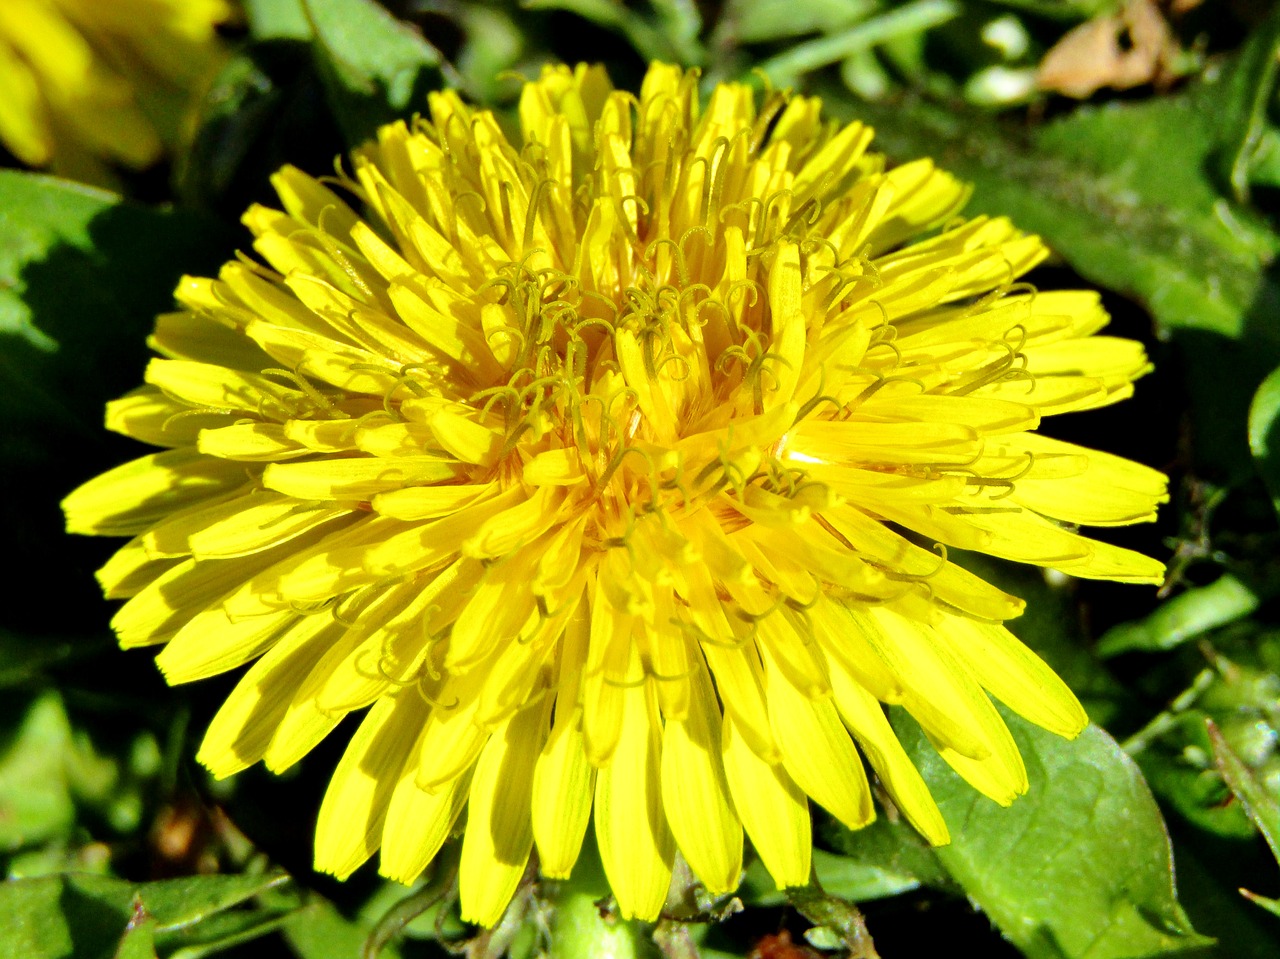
[3,0,1280,956]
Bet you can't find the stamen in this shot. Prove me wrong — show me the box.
[333,585,383,628]
[748,90,788,153]
[260,367,343,419]
[413,679,460,711]
[161,407,236,430]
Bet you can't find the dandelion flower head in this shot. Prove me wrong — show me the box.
[63,63,1168,926]
[0,0,231,182]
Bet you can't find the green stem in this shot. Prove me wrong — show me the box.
[760,0,961,87]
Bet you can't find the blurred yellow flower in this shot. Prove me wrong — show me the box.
[63,63,1167,925]
[0,0,231,184]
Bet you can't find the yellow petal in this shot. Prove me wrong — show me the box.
[932,616,1087,740]
[721,714,810,888]
[263,689,344,775]
[582,574,634,765]
[189,494,352,559]
[679,561,779,762]
[428,408,503,466]
[532,703,596,879]
[386,281,500,377]
[370,482,496,521]
[594,680,674,921]
[105,386,231,447]
[522,447,587,486]
[381,763,473,885]
[867,159,970,253]
[819,506,1024,622]
[615,328,677,445]
[462,486,565,561]
[809,597,904,704]
[197,614,341,778]
[96,536,179,599]
[362,486,524,577]
[660,666,742,895]
[864,607,1028,804]
[414,675,491,792]
[845,605,992,761]
[317,559,483,713]
[444,550,542,670]
[111,548,285,649]
[63,449,247,536]
[314,691,421,880]
[271,520,408,604]
[826,660,949,845]
[144,359,299,414]
[290,578,430,711]
[197,423,308,461]
[156,606,296,684]
[0,39,49,166]
[142,489,253,558]
[270,165,362,239]
[459,703,546,926]
[262,455,460,501]
[754,609,830,700]
[763,242,804,409]
[760,642,874,831]
[531,603,595,876]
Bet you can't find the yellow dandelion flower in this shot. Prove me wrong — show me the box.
[0,0,231,183]
[63,63,1168,926]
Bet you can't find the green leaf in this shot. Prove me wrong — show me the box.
[1096,574,1263,658]
[1240,889,1280,918]
[1125,639,1280,842]
[547,889,647,959]
[448,5,527,106]
[0,871,291,959]
[243,0,311,39]
[281,897,402,959]
[178,41,345,215]
[783,880,877,956]
[1212,5,1280,204]
[0,693,79,854]
[0,628,85,689]
[820,814,954,895]
[721,0,878,45]
[1209,719,1280,886]
[302,0,446,146]
[650,0,704,64]
[1170,836,1280,959]
[880,713,1210,958]
[982,0,1114,19]
[1131,708,1258,841]
[741,844,930,906]
[0,172,230,449]
[758,0,961,88]
[1249,363,1280,519]
[1244,127,1280,191]
[165,911,296,959]
[0,171,233,636]
[113,916,159,959]
[525,0,705,66]
[0,691,146,859]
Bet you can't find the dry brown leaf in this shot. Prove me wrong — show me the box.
[1037,0,1180,98]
